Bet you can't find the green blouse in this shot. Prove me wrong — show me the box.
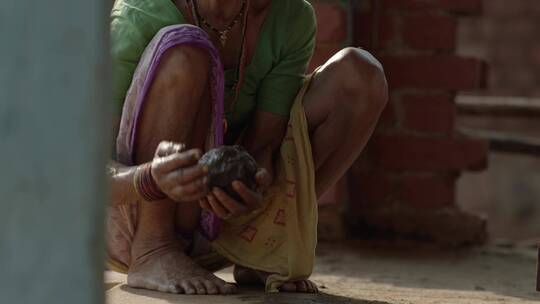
[111,0,316,136]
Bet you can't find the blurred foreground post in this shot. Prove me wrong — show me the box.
[0,0,110,303]
[537,245,539,292]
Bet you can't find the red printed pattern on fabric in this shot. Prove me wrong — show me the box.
[285,179,297,199]
[273,209,286,226]
[239,226,258,242]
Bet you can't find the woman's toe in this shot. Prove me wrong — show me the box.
[192,279,207,295]
[280,282,297,292]
[157,284,182,294]
[203,279,218,295]
[180,280,196,295]
[216,280,237,295]
[296,280,308,292]
[307,280,318,293]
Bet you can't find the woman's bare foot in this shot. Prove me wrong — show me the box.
[233,265,318,293]
[128,240,236,295]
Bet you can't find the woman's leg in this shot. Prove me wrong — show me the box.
[127,45,235,295]
[234,48,388,294]
[304,47,389,197]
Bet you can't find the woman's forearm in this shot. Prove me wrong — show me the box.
[249,146,275,177]
[107,141,210,206]
[107,161,141,206]
[109,116,145,206]
[241,110,289,180]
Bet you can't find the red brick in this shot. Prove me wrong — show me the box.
[381,0,483,14]
[349,173,397,209]
[318,177,348,206]
[398,175,455,209]
[370,136,489,171]
[378,99,397,128]
[308,44,341,72]
[531,45,540,67]
[402,93,456,133]
[402,14,457,50]
[354,13,395,50]
[313,2,348,44]
[380,55,486,90]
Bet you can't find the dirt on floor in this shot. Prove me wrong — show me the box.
[106,240,540,304]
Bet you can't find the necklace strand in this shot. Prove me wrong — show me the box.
[192,0,247,47]
[190,0,250,115]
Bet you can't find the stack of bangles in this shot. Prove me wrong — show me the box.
[134,163,167,201]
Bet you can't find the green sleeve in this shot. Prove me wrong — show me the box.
[256,2,316,116]
[110,13,144,114]
[110,0,185,114]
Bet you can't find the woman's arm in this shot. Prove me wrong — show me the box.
[107,117,140,206]
[107,161,141,206]
[241,110,289,181]
[107,141,210,207]
[197,111,283,219]
[240,3,316,177]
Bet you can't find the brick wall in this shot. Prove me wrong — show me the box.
[458,0,540,98]
[308,1,350,72]
[311,0,489,245]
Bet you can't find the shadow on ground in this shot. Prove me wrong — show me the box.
[118,285,390,304]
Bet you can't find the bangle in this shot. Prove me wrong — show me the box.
[133,163,167,201]
[106,162,119,177]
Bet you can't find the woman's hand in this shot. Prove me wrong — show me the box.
[150,141,209,203]
[199,168,272,219]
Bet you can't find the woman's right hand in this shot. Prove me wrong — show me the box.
[150,141,209,203]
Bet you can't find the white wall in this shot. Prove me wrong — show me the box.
[0,0,110,303]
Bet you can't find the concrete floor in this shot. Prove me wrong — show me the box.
[106,241,540,304]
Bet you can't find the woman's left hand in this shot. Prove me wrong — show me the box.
[199,168,272,219]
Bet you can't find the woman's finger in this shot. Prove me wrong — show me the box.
[207,193,230,219]
[199,198,212,211]
[255,168,272,187]
[153,149,202,175]
[212,187,248,216]
[232,181,262,209]
[173,190,208,203]
[175,193,208,203]
[175,177,208,196]
[169,177,208,202]
[165,164,208,185]
[155,141,185,157]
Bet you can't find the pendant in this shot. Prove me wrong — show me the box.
[219,31,228,47]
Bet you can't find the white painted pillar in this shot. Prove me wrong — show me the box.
[0,0,110,303]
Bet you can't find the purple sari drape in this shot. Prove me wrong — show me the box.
[116,25,224,241]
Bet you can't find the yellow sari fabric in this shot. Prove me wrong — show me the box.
[211,74,318,292]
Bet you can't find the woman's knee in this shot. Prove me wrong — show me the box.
[135,45,213,160]
[326,47,388,116]
[153,45,211,94]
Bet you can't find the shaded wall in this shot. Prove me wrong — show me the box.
[456,0,540,241]
[459,0,540,98]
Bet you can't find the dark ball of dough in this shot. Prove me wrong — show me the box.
[199,145,258,203]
